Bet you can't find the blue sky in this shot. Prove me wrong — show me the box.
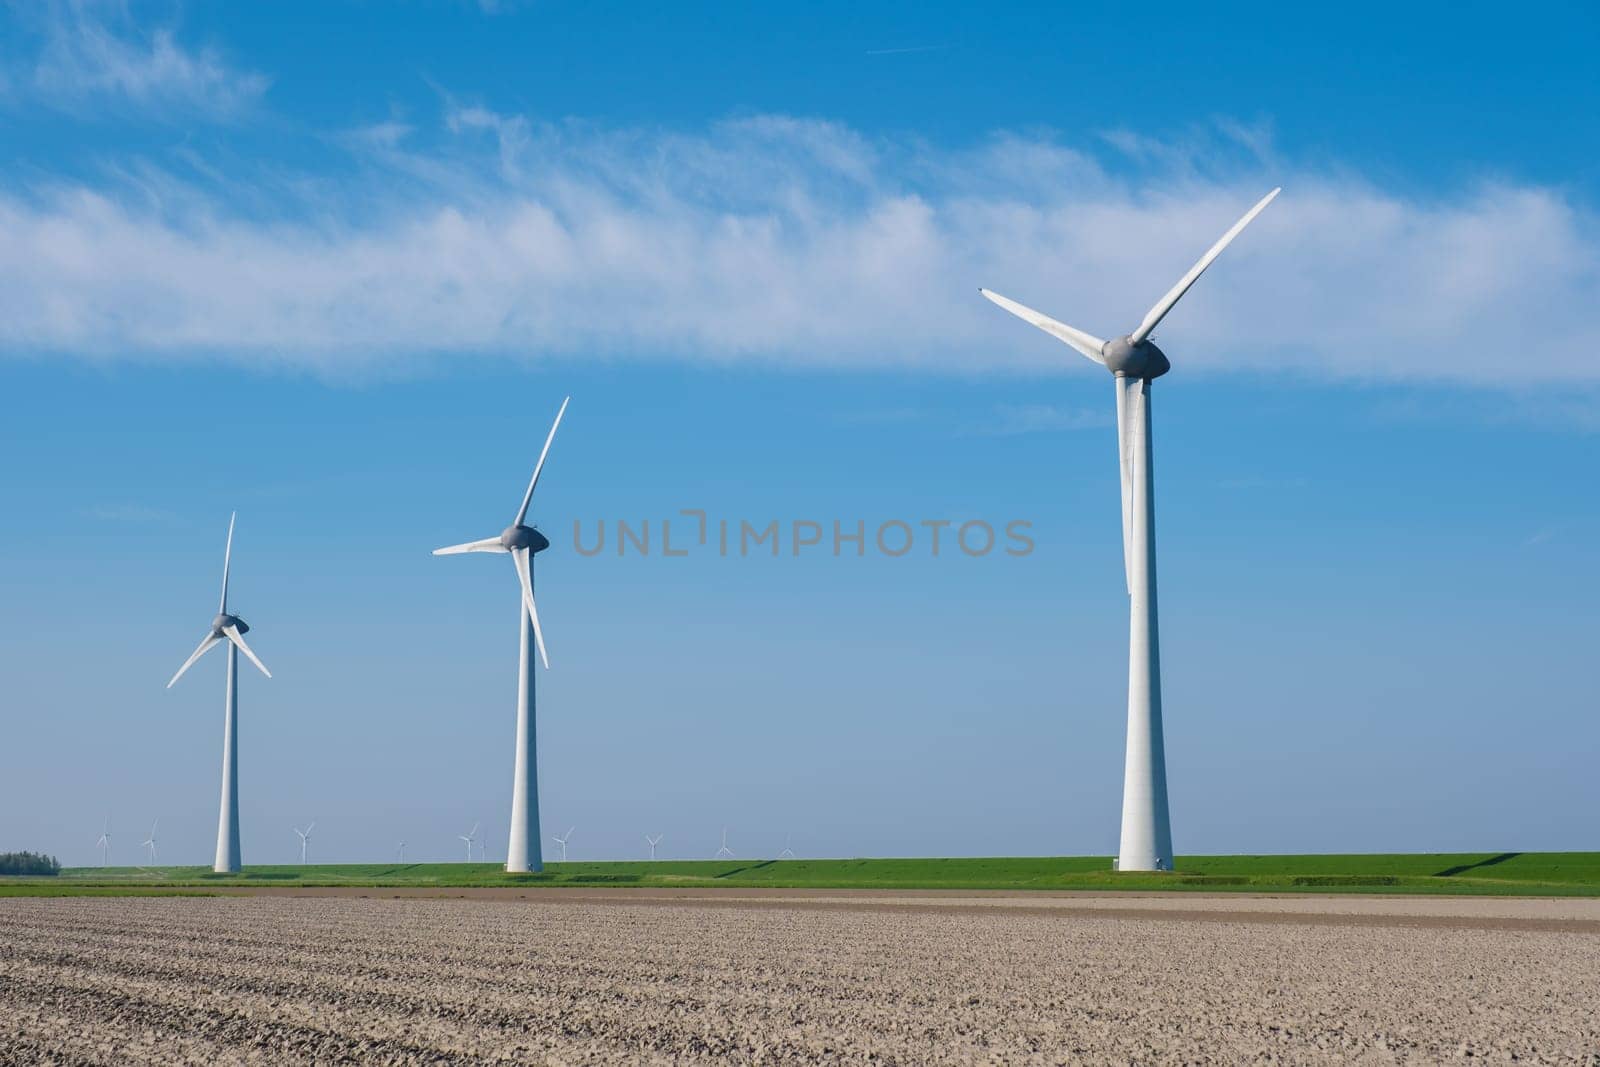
[1,1,1596,866]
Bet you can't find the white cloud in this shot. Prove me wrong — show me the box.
[0,114,1596,387]
[982,405,1113,436]
[81,503,181,524]
[18,2,267,117]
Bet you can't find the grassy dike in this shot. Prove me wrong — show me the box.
[3,852,1598,897]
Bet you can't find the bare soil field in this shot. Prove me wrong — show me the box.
[2,893,1597,1064]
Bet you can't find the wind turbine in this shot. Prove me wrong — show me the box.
[645,833,663,860]
[715,827,733,859]
[551,827,573,863]
[95,818,110,867]
[293,822,315,865]
[141,820,159,866]
[167,512,272,874]
[980,187,1280,872]
[458,822,479,864]
[396,841,407,863]
[434,396,570,874]
[777,833,795,861]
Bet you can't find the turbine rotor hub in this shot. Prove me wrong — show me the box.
[1102,336,1171,380]
[500,524,551,554]
[212,612,247,635]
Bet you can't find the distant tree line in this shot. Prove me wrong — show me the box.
[0,851,61,876]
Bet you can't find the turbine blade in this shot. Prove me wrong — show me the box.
[514,395,571,527]
[511,547,550,669]
[224,625,272,679]
[432,536,506,556]
[1115,377,1138,595]
[167,632,222,688]
[979,289,1107,365]
[219,512,236,613]
[1129,187,1280,345]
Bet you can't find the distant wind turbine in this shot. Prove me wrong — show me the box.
[980,187,1280,872]
[551,827,573,862]
[141,820,159,865]
[715,827,733,859]
[96,818,111,867]
[458,822,479,863]
[777,833,795,861]
[166,512,272,874]
[396,841,406,863]
[645,833,663,860]
[293,822,315,865]
[434,396,570,874]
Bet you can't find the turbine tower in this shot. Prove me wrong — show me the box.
[645,833,663,860]
[294,822,315,865]
[551,827,573,862]
[396,840,407,863]
[435,396,570,874]
[980,188,1279,873]
[141,820,159,865]
[715,827,733,859]
[95,818,110,867]
[458,822,479,863]
[777,833,795,860]
[167,512,272,874]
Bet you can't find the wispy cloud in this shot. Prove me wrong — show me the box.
[0,111,1597,391]
[1214,476,1310,491]
[981,404,1113,436]
[12,1,268,118]
[81,503,181,525]
[834,407,931,427]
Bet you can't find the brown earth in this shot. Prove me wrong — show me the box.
[2,893,1597,1064]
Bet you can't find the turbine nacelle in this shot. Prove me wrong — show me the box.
[1102,337,1171,381]
[500,525,551,554]
[211,612,248,636]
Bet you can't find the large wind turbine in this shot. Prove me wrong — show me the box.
[434,396,570,874]
[167,513,272,874]
[980,188,1279,873]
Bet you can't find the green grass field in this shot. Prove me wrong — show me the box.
[3,852,1598,897]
